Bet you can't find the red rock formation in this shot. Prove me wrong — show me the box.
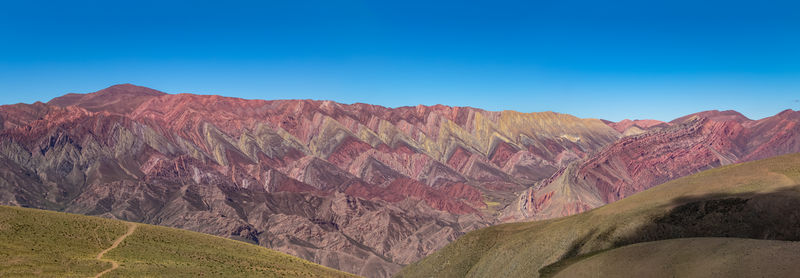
[507,110,800,221]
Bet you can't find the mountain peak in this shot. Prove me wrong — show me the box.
[96,83,166,96]
[48,84,166,114]
[776,109,799,118]
[670,110,750,124]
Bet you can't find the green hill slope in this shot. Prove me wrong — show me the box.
[398,152,800,278]
[551,238,800,278]
[0,205,357,277]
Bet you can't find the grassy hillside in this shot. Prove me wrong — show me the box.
[398,152,800,278]
[550,238,800,278]
[0,205,357,277]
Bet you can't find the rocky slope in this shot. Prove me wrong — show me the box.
[504,109,800,221]
[0,84,621,277]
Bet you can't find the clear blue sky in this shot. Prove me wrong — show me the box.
[1,0,798,121]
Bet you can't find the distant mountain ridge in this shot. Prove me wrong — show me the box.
[1,84,798,277]
[603,118,670,136]
[504,108,800,221]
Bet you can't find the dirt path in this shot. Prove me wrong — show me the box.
[92,223,137,278]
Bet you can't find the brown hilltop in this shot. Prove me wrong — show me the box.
[670,109,751,124]
[48,84,166,114]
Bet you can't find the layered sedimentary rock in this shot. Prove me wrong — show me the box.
[0,84,621,277]
[505,109,800,221]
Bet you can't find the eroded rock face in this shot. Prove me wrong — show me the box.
[0,85,621,277]
[506,110,800,221]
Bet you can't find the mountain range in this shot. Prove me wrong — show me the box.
[1,84,798,277]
